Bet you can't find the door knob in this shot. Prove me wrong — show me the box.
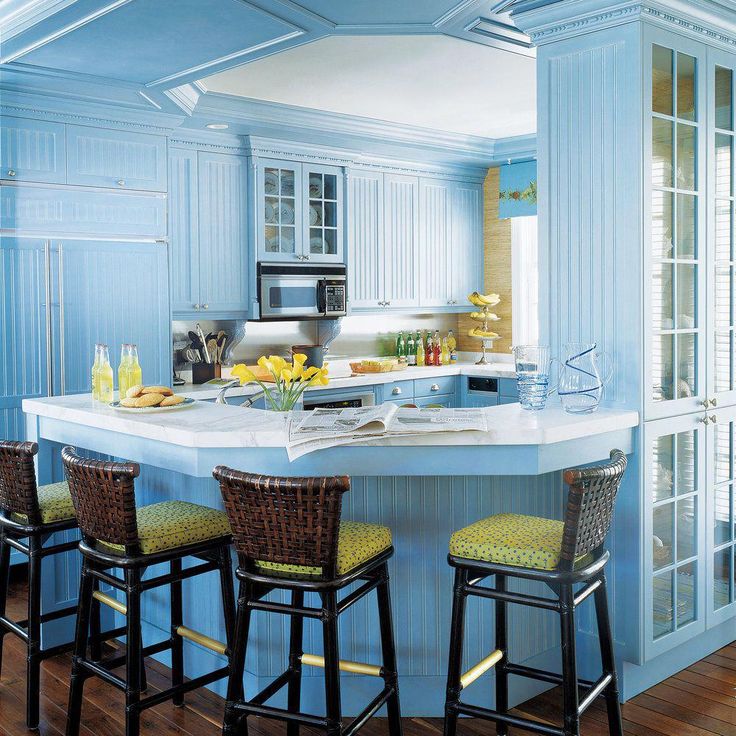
[194,304,200,310]
[202,304,209,310]
[7,169,16,177]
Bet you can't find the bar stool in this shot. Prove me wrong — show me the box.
[213,467,402,736]
[61,447,238,736]
[443,449,627,736]
[0,440,81,729]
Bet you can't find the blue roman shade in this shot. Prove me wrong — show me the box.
[498,160,537,218]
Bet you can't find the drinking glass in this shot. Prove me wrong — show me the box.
[512,345,558,411]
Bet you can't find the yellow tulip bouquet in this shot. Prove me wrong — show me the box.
[230,354,329,411]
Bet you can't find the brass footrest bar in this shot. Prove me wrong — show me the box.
[176,625,227,655]
[460,649,503,689]
[92,590,127,615]
[300,653,383,677]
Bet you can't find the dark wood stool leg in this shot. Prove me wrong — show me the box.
[495,573,508,736]
[322,590,342,736]
[125,567,143,736]
[443,568,469,736]
[89,567,102,662]
[26,534,42,729]
[286,589,305,736]
[559,584,580,736]
[377,562,402,736]
[0,531,10,678]
[170,557,184,706]
[594,573,623,736]
[66,558,95,736]
[223,580,252,736]
[217,546,241,700]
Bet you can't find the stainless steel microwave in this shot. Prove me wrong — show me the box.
[257,263,347,320]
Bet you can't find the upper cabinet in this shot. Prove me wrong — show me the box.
[0,117,66,184]
[349,169,483,313]
[256,158,343,264]
[169,147,248,318]
[66,125,167,191]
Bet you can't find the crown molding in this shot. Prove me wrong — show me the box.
[0,0,78,41]
[511,0,736,48]
[491,133,537,163]
[192,92,497,166]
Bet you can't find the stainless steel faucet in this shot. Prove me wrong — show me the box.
[215,379,265,408]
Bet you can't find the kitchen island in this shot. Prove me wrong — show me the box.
[23,396,638,716]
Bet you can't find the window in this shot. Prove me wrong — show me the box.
[511,215,539,345]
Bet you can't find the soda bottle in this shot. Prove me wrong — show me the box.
[397,332,407,364]
[91,344,103,402]
[129,344,143,387]
[416,331,425,366]
[441,337,450,365]
[118,344,131,402]
[395,331,404,360]
[425,331,434,366]
[407,332,416,366]
[98,345,114,404]
[433,330,442,365]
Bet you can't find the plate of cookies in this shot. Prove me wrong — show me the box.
[111,385,194,412]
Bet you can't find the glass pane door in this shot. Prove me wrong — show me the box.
[710,58,736,404]
[262,163,298,259]
[304,166,342,262]
[649,44,705,418]
[645,414,706,658]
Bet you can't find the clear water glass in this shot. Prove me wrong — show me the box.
[512,345,557,411]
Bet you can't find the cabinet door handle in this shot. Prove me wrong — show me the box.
[7,169,16,177]
[303,255,310,261]
[194,304,200,310]
[392,387,402,395]
[203,304,209,310]
[710,414,718,424]
[710,398,718,407]
[699,415,711,425]
[117,179,125,187]
[430,384,440,392]
[384,301,390,307]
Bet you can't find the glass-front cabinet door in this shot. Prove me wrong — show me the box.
[256,159,343,263]
[258,160,300,262]
[708,51,736,409]
[707,405,736,626]
[644,414,707,659]
[303,164,342,263]
[647,40,707,420]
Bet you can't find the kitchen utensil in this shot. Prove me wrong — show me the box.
[196,323,210,364]
[558,342,613,414]
[292,344,325,368]
[207,338,218,364]
[216,332,227,363]
[188,330,202,348]
[511,345,559,411]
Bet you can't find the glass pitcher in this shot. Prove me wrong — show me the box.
[511,345,558,411]
[558,343,614,414]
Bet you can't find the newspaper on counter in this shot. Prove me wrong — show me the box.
[286,405,488,460]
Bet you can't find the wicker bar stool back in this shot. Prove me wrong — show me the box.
[215,467,349,578]
[559,448,628,571]
[213,466,401,736]
[61,447,141,554]
[0,440,80,729]
[0,440,42,524]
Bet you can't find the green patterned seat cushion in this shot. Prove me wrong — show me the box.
[449,513,591,571]
[104,501,231,555]
[256,521,392,577]
[11,481,75,525]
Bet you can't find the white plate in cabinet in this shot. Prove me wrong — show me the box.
[66,125,167,191]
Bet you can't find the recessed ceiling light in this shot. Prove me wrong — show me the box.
[206,123,229,130]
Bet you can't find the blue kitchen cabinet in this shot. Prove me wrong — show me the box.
[256,159,343,264]
[169,147,248,318]
[0,185,166,238]
[418,178,483,309]
[51,239,170,394]
[383,173,419,308]
[348,169,383,310]
[0,116,66,184]
[66,125,167,191]
[414,394,456,408]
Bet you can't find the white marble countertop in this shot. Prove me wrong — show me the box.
[23,393,639,450]
[176,360,517,401]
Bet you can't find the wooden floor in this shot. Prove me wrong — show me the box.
[0,574,734,736]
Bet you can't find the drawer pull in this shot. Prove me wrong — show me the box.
[203,304,209,310]
[430,384,440,392]
[117,179,125,186]
[194,304,200,310]
[7,169,16,177]
[391,387,402,395]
